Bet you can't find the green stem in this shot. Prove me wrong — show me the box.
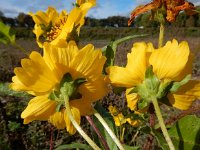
[64,96,101,150]
[152,98,175,150]
[93,109,125,150]
[158,23,164,48]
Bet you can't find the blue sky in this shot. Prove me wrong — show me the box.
[1,0,200,18]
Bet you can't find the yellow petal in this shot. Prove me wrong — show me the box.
[126,118,140,127]
[64,107,80,135]
[175,53,194,81]
[174,80,200,98]
[126,42,151,81]
[29,11,49,25]
[71,44,106,79]
[107,42,151,88]
[70,44,108,100]
[50,7,82,45]
[49,110,66,129]
[32,25,44,48]
[126,88,139,111]
[14,51,58,93]
[70,98,94,116]
[167,93,195,110]
[107,66,141,87]
[167,79,200,110]
[43,41,79,80]
[21,96,56,124]
[80,77,108,101]
[10,76,29,91]
[150,39,190,81]
[113,113,126,126]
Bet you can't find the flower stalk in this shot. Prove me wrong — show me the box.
[152,97,175,150]
[64,96,101,150]
[93,109,125,150]
[158,23,165,48]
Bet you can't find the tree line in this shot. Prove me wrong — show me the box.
[0,6,200,28]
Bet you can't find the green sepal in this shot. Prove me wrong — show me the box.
[144,65,160,94]
[48,90,60,100]
[128,66,161,109]
[66,25,79,43]
[156,80,172,99]
[40,21,52,33]
[170,74,191,93]
[60,73,86,100]
[135,66,160,101]
[128,90,149,110]
[138,99,149,110]
[56,102,64,112]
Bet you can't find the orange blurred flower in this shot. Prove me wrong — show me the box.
[128,0,196,26]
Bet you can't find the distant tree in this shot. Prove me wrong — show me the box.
[195,6,200,27]
[17,12,26,27]
[24,15,34,28]
[1,17,16,26]
[0,11,4,17]
[175,12,186,27]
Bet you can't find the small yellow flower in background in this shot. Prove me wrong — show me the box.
[128,0,196,26]
[108,105,126,126]
[107,39,200,111]
[108,105,140,127]
[10,40,108,134]
[30,3,93,47]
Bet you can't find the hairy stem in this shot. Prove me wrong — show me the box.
[93,109,125,150]
[152,98,175,150]
[64,96,101,150]
[158,23,165,48]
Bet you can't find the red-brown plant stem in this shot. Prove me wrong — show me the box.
[85,116,110,150]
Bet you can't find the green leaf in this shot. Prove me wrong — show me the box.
[93,102,118,150]
[55,143,92,150]
[0,21,15,45]
[168,115,200,150]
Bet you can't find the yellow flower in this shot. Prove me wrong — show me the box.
[108,105,126,126]
[107,39,200,111]
[10,40,108,134]
[108,105,140,127]
[30,5,93,47]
